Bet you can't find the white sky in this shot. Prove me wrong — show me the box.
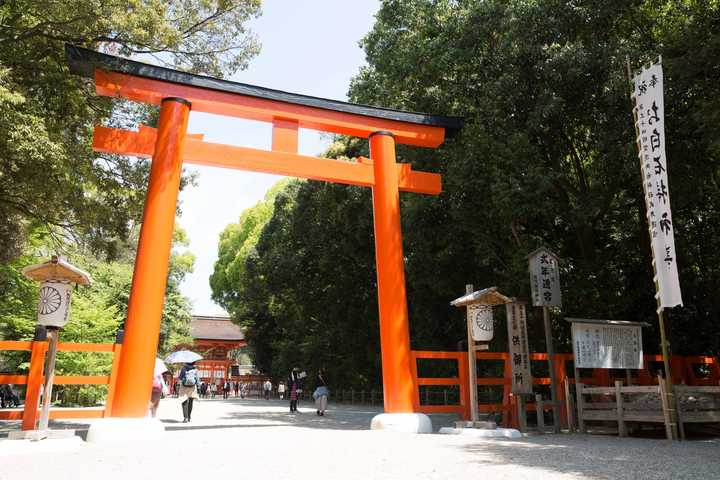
[178,1,381,315]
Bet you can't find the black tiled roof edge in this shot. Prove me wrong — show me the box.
[65,44,464,136]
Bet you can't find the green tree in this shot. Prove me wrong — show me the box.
[212,1,720,391]
[0,0,261,261]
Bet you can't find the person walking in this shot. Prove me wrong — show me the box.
[178,362,200,423]
[313,369,329,416]
[149,369,168,418]
[223,379,231,399]
[263,379,272,400]
[278,382,286,400]
[288,368,303,413]
[210,382,216,399]
[234,380,240,397]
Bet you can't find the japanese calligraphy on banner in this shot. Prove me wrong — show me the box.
[571,322,643,369]
[632,59,683,309]
[528,247,562,308]
[506,302,533,394]
[468,304,494,341]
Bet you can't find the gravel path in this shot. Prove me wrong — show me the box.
[1,397,718,480]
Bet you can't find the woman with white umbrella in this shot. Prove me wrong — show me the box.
[165,350,202,423]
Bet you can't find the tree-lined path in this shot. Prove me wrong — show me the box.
[2,398,718,480]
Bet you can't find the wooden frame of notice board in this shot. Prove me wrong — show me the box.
[566,318,650,433]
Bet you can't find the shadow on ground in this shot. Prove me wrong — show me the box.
[456,433,720,479]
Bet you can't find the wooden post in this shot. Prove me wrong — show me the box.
[564,377,575,433]
[659,375,673,440]
[465,284,479,422]
[657,309,679,439]
[576,382,586,433]
[535,393,545,433]
[38,327,60,430]
[543,306,561,433]
[104,329,124,417]
[517,395,527,433]
[21,327,48,431]
[615,380,627,437]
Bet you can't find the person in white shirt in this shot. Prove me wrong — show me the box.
[263,379,272,400]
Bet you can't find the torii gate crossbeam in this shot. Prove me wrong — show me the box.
[66,45,463,421]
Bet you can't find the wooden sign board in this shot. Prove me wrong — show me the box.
[506,302,533,394]
[569,319,645,369]
[528,247,562,308]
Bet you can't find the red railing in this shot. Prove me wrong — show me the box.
[411,350,720,427]
[0,340,122,429]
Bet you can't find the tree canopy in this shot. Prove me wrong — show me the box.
[0,1,260,400]
[212,0,720,388]
[0,0,261,261]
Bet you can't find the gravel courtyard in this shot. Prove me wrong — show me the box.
[1,397,718,480]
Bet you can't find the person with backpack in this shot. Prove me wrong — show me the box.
[178,362,200,423]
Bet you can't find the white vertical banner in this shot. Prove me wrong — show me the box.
[632,59,683,310]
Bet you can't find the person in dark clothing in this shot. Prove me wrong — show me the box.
[223,379,231,399]
[178,362,199,423]
[0,384,20,408]
[288,368,303,413]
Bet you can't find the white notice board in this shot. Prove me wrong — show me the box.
[571,322,643,369]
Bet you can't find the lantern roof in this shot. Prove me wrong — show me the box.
[21,256,92,285]
[450,286,513,307]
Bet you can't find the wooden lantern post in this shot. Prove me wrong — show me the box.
[451,286,512,424]
[20,255,92,435]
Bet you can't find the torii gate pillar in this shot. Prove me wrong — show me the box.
[111,98,190,417]
[369,131,415,413]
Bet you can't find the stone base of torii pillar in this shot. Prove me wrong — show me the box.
[370,413,433,433]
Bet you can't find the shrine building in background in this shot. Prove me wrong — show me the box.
[188,314,256,382]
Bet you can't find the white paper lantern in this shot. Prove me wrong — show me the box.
[469,304,494,341]
[37,281,73,327]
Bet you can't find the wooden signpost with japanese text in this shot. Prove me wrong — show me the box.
[528,247,561,433]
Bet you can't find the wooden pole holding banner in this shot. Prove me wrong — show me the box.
[626,56,678,440]
[465,284,479,422]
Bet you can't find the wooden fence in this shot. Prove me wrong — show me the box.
[0,339,122,430]
[410,350,720,428]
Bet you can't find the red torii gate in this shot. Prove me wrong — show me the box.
[66,45,463,421]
